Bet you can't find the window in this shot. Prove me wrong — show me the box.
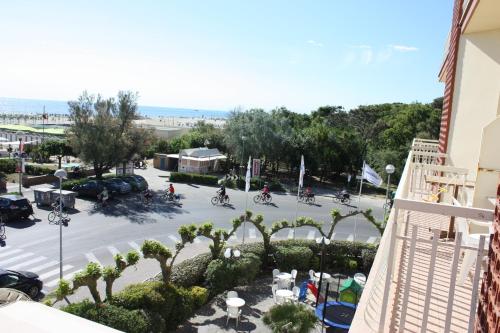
[0,274,19,287]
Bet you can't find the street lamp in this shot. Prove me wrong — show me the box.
[16,132,23,194]
[54,168,67,281]
[384,164,396,220]
[240,136,246,178]
[224,248,241,259]
[204,139,211,173]
[315,236,331,307]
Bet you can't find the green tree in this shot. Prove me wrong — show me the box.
[39,140,74,168]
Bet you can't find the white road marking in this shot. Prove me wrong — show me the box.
[193,237,201,244]
[307,231,316,240]
[128,241,142,253]
[0,245,10,251]
[330,233,336,240]
[85,252,101,265]
[107,246,120,257]
[0,249,22,258]
[367,236,377,244]
[249,228,256,239]
[270,233,277,239]
[0,252,34,266]
[346,234,354,241]
[30,261,59,273]
[287,229,294,239]
[39,265,73,280]
[8,256,46,270]
[46,269,83,288]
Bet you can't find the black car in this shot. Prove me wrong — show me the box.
[72,180,105,198]
[0,268,43,299]
[121,175,148,192]
[0,195,34,220]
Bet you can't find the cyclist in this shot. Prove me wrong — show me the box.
[340,188,350,200]
[143,188,153,201]
[305,186,313,197]
[98,187,109,206]
[168,183,175,200]
[262,183,270,199]
[52,197,64,210]
[218,184,226,198]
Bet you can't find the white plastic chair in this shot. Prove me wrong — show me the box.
[272,269,280,284]
[226,305,242,327]
[291,286,300,303]
[272,285,284,304]
[290,269,297,287]
[456,216,491,285]
[227,290,238,299]
[309,269,316,284]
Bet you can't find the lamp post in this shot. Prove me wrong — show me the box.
[240,136,246,178]
[16,132,23,194]
[224,247,241,260]
[54,169,67,281]
[204,139,211,173]
[315,236,331,307]
[384,164,395,221]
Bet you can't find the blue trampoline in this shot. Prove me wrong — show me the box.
[315,301,357,330]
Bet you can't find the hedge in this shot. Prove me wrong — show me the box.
[170,253,213,288]
[113,281,208,331]
[204,252,262,295]
[25,164,54,176]
[62,178,89,190]
[235,177,285,192]
[62,300,150,333]
[274,246,313,272]
[169,172,218,186]
[0,159,16,174]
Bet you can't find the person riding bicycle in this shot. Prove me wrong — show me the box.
[262,183,270,198]
[143,188,153,200]
[98,187,109,206]
[305,186,313,197]
[52,197,65,210]
[217,184,226,199]
[340,188,349,199]
[168,183,175,200]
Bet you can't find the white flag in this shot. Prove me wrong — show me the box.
[363,163,383,187]
[299,155,305,188]
[245,156,251,193]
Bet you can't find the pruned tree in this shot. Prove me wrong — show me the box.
[197,218,242,259]
[72,262,103,304]
[102,251,140,301]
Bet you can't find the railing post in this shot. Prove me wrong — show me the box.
[379,208,399,332]
[468,235,486,333]
[444,232,463,333]
[420,229,440,332]
[398,224,418,332]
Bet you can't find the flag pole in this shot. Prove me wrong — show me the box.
[242,156,251,245]
[355,161,365,242]
[293,184,299,239]
[242,194,247,244]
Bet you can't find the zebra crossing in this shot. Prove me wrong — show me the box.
[0,229,379,292]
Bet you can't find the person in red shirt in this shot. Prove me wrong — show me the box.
[262,183,270,198]
[168,183,175,200]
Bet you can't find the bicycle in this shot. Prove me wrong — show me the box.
[161,192,180,203]
[211,194,230,206]
[48,205,68,223]
[298,191,315,204]
[253,192,272,204]
[332,192,351,205]
[141,192,154,206]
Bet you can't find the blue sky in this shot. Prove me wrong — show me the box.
[0,0,453,113]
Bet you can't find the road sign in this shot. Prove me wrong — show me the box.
[252,159,261,177]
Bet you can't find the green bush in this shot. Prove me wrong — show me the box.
[62,178,89,190]
[263,303,317,333]
[347,259,358,271]
[62,300,150,333]
[274,246,313,272]
[204,253,261,294]
[361,248,376,274]
[170,172,218,186]
[114,281,203,331]
[170,253,213,288]
[0,159,16,173]
[25,164,54,176]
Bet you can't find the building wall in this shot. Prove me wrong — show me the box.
[446,29,500,178]
[475,180,500,332]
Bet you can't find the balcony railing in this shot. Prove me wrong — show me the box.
[351,139,495,332]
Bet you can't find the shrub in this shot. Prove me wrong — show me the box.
[170,253,213,288]
[62,178,89,190]
[205,253,261,294]
[62,300,150,333]
[263,303,317,333]
[361,248,376,274]
[25,164,54,176]
[0,159,16,173]
[114,281,202,331]
[274,246,313,272]
[170,172,218,186]
[347,259,358,271]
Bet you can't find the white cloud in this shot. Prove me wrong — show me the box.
[307,40,324,47]
[389,44,418,52]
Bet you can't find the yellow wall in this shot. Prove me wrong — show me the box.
[447,29,500,178]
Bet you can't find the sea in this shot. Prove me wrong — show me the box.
[0,97,230,119]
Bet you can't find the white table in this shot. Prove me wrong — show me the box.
[276,272,292,289]
[226,297,245,308]
[354,273,367,287]
[314,272,331,280]
[276,289,294,302]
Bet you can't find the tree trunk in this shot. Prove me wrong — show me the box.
[57,156,62,169]
[94,162,103,179]
[88,282,102,304]
[159,258,169,284]
[104,278,114,301]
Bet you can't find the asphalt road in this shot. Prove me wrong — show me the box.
[0,167,385,296]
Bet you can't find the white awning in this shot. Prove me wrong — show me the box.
[180,155,227,162]
[0,301,122,333]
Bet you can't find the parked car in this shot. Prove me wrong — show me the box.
[103,178,132,194]
[72,180,105,198]
[0,195,34,220]
[0,268,43,299]
[121,175,148,192]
